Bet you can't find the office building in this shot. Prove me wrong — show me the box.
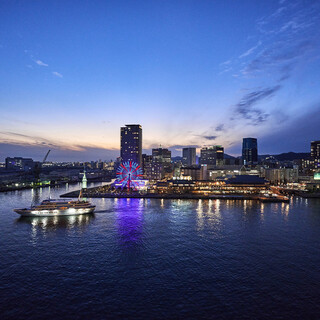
[144,161,164,181]
[200,146,224,166]
[152,148,171,167]
[242,138,258,165]
[182,147,196,166]
[120,124,142,166]
[311,140,320,169]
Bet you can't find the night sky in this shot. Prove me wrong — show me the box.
[1,0,320,161]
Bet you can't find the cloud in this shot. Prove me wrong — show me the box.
[239,41,262,59]
[202,135,217,141]
[0,143,119,162]
[242,40,316,79]
[219,60,233,74]
[259,103,320,153]
[239,0,320,82]
[215,124,225,132]
[233,85,281,125]
[0,131,118,153]
[35,60,48,67]
[52,71,63,78]
[220,60,231,66]
[168,144,201,149]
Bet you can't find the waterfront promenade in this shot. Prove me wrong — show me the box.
[61,188,290,202]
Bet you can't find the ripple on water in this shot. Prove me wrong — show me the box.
[1,188,320,319]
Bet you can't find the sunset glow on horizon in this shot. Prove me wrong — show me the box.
[1,0,320,161]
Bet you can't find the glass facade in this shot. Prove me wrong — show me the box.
[182,147,196,166]
[242,138,258,165]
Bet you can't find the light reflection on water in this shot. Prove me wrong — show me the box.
[196,199,222,234]
[2,185,320,319]
[114,198,144,247]
[16,214,95,242]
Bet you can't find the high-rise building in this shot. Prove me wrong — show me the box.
[120,124,142,165]
[242,138,258,165]
[152,148,171,167]
[200,146,224,166]
[311,140,320,169]
[182,147,196,166]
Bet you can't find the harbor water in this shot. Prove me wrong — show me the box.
[1,183,320,319]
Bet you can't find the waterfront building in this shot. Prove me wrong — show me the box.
[152,148,171,167]
[5,157,35,171]
[182,148,197,166]
[242,138,258,165]
[142,150,172,181]
[120,124,142,166]
[261,168,299,184]
[180,165,208,181]
[155,175,268,195]
[200,146,224,166]
[181,166,201,180]
[311,140,320,169]
[142,154,152,174]
[144,161,163,181]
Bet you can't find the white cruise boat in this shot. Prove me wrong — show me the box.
[14,198,95,217]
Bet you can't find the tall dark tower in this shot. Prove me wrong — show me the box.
[242,138,258,165]
[120,124,142,166]
[183,147,196,166]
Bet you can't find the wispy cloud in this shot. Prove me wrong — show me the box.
[233,85,281,125]
[0,131,109,152]
[202,135,218,141]
[215,124,225,132]
[220,60,231,66]
[242,40,315,78]
[52,71,63,78]
[222,0,320,83]
[35,60,48,67]
[168,144,201,150]
[239,41,261,59]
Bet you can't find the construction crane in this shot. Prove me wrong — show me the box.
[43,150,51,163]
[33,150,51,184]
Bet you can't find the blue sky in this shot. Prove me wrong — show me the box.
[0,0,320,161]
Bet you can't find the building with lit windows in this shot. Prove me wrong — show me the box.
[311,140,320,169]
[120,124,142,166]
[152,148,171,168]
[5,157,36,171]
[200,146,224,166]
[242,138,258,165]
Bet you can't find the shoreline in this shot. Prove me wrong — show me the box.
[60,190,290,202]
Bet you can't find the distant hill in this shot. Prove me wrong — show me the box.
[259,152,310,161]
[174,152,309,162]
[224,154,236,159]
[171,156,183,162]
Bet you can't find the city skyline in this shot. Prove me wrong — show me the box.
[1,0,320,161]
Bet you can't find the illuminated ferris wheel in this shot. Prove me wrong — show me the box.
[116,161,143,189]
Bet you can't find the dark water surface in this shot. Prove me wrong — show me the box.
[1,184,320,319]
